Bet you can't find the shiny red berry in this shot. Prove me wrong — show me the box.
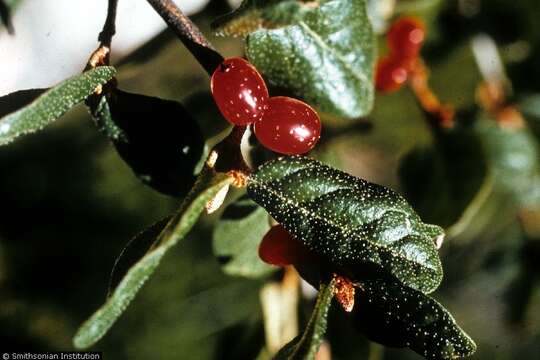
[375,56,408,93]
[254,96,321,155]
[387,17,425,60]
[211,57,269,125]
[259,225,302,266]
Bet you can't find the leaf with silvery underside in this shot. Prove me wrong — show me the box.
[245,0,375,119]
[213,197,275,278]
[274,278,335,360]
[247,156,443,294]
[0,66,116,146]
[354,279,476,360]
[73,167,233,349]
[213,0,313,37]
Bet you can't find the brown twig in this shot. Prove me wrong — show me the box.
[85,0,119,69]
[408,59,455,130]
[145,0,224,75]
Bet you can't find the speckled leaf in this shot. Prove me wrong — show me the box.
[246,0,376,119]
[0,67,116,146]
[213,0,312,37]
[73,168,233,349]
[274,278,335,360]
[247,156,443,294]
[88,90,205,197]
[212,198,275,278]
[354,279,476,360]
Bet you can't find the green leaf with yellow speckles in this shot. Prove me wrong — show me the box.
[244,0,376,119]
[354,279,476,360]
[0,66,116,146]
[247,156,444,294]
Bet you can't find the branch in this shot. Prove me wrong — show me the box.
[86,0,119,69]
[145,0,224,75]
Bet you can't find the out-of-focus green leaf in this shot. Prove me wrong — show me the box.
[73,167,233,349]
[247,156,443,294]
[475,115,540,208]
[399,123,488,227]
[213,197,275,278]
[274,279,335,359]
[213,0,312,37]
[354,279,476,360]
[0,67,116,146]
[245,0,376,119]
[88,89,205,197]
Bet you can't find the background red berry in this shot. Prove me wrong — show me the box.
[387,17,426,60]
[259,225,298,266]
[211,57,269,125]
[375,56,408,92]
[254,96,321,155]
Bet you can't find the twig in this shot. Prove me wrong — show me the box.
[408,59,455,130]
[85,0,119,69]
[145,0,224,75]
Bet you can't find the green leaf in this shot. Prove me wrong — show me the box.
[0,67,116,146]
[475,115,540,208]
[212,197,275,278]
[354,279,476,360]
[274,279,335,359]
[0,0,20,33]
[213,0,313,37]
[245,0,376,119]
[399,123,488,227]
[88,90,205,197]
[247,156,443,294]
[73,167,233,349]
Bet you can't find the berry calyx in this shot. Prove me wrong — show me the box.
[259,224,305,266]
[254,96,321,155]
[387,17,425,61]
[211,57,269,125]
[375,56,409,93]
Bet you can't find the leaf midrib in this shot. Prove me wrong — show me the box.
[250,176,440,278]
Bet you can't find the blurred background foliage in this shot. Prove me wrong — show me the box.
[1,0,540,358]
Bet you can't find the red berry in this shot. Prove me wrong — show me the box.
[259,225,301,266]
[211,57,269,125]
[387,17,425,61]
[254,96,321,155]
[375,56,408,93]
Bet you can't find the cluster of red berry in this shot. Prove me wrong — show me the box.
[375,17,426,93]
[211,58,322,155]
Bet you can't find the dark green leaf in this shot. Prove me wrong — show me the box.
[88,90,205,197]
[73,168,233,349]
[354,279,476,360]
[213,197,275,278]
[274,279,335,359]
[247,156,443,294]
[245,0,376,119]
[0,67,116,146]
[399,123,488,227]
[0,89,48,118]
